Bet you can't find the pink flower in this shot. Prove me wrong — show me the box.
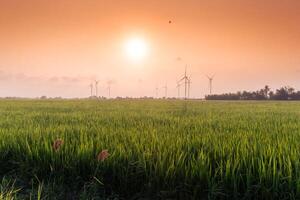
[52,139,63,152]
[97,149,110,161]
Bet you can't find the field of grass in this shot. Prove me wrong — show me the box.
[0,100,300,199]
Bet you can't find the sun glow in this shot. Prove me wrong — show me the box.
[125,38,148,62]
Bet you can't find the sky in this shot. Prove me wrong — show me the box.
[0,0,299,98]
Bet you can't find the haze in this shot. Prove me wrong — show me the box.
[0,0,299,98]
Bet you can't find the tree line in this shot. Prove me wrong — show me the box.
[206,86,300,100]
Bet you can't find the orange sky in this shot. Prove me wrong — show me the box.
[0,0,299,98]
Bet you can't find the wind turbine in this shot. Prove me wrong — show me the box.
[95,80,100,97]
[176,81,182,99]
[107,80,114,98]
[162,83,168,99]
[89,83,94,97]
[177,65,191,99]
[187,76,192,98]
[206,74,215,95]
[155,86,159,99]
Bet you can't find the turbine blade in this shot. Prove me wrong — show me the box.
[178,76,186,82]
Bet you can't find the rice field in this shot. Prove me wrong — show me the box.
[0,99,300,199]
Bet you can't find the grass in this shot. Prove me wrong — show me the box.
[0,99,300,199]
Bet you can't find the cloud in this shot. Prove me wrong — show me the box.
[48,77,60,83]
[0,70,44,83]
[176,57,182,62]
[47,75,97,84]
[107,79,116,85]
[0,70,12,81]
[137,79,143,83]
[61,76,81,83]
[14,73,43,82]
[0,70,97,86]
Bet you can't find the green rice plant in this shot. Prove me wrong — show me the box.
[0,177,20,200]
[0,100,300,199]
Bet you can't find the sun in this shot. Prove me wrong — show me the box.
[125,37,148,61]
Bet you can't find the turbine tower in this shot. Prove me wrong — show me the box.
[162,83,168,98]
[89,83,94,97]
[95,80,100,97]
[155,86,159,99]
[176,81,182,99]
[206,74,215,95]
[106,80,115,99]
[178,66,191,99]
[187,76,191,98]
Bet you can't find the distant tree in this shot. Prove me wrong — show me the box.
[205,85,300,101]
[271,86,294,100]
[269,91,274,99]
[263,85,271,99]
[287,87,295,95]
[255,89,266,100]
[290,91,300,100]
